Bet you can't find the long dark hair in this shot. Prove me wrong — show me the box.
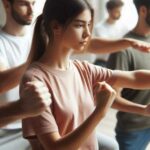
[31,0,94,61]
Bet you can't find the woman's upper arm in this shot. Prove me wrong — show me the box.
[37,132,61,150]
[107,70,135,89]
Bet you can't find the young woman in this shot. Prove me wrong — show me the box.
[20,0,150,150]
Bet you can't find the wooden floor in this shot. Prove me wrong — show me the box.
[96,108,150,150]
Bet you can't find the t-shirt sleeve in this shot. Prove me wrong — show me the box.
[81,61,114,86]
[20,69,59,138]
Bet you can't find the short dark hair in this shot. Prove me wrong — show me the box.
[133,0,150,11]
[106,0,124,10]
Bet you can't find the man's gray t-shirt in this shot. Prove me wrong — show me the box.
[107,32,150,131]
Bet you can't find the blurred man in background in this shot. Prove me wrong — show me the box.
[94,0,130,66]
[107,0,150,149]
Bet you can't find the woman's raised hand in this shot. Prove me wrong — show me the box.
[94,82,116,118]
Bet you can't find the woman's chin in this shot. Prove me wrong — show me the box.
[74,46,86,53]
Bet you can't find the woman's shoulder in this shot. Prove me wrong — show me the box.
[72,59,113,78]
[73,59,91,68]
[73,59,103,71]
[22,62,47,82]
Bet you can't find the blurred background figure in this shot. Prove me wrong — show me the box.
[0,0,45,150]
[94,0,130,66]
[107,0,150,149]
[95,0,127,39]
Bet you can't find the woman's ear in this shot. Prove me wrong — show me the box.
[51,21,63,36]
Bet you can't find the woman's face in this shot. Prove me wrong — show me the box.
[61,9,92,52]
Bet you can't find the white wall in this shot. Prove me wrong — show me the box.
[34,0,46,19]
[121,0,138,30]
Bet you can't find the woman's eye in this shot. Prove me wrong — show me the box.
[75,24,84,28]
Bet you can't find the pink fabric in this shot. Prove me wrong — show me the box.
[20,60,113,150]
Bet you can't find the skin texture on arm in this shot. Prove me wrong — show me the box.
[109,70,150,90]
[112,93,150,116]
[30,83,116,150]
[112,87,149,115]
[0,81,51,128]
[88,37,150,54]
[107,70,150,116]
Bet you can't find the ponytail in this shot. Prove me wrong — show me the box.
[30,15,47,61]
[30,0,94,61]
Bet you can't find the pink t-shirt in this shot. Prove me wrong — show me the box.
[20,60,113,150]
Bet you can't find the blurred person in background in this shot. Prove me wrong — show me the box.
[0,0,38,149]
[94,0,130,66]
[107,0,150,149]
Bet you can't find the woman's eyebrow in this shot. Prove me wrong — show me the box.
[74,19,91,23]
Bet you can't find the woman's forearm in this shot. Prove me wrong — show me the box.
[38,82,116,150]
[38,108,104,150]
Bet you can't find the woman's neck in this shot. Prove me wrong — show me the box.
[39,43,72,70]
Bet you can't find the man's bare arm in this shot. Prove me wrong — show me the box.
[0,81,51,128]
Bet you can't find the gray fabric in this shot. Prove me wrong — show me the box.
[107,32,150,131]
[0,129,30,150]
